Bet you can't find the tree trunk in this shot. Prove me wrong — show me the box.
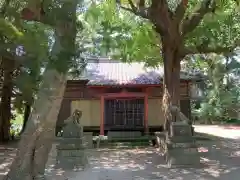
[6,70,67,180]
[161,43,181,132]
[20,101,32,135]
[0,57,14,142]
[5,1,78,179]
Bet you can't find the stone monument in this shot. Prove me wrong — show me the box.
[156,106,200,168]
[165,121,200,168]
[56,109,88,170]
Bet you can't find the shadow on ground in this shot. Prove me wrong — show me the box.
[1,134,240,180]
[65,133,240,180]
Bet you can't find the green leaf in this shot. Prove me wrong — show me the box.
[0,18,23,40]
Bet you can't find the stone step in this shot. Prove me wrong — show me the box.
[108,131,142,140]
[107,136,154,142]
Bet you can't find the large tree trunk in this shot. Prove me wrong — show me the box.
[6,70,67,180]
[161,43,181,132]
[5,0,78,179]
[0,57,14,142]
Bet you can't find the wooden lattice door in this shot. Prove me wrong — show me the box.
[104,99,144,128]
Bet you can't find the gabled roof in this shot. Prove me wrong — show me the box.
[78,59,202,85]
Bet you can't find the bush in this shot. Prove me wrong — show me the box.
[226,118,240,125]
[10,124,22,139]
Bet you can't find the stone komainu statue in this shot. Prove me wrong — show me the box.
[56,109,83,137]
[64,109,82,126]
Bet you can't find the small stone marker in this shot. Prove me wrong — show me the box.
[56,109,89,170]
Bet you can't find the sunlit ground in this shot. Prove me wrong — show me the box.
[1,125,240,180]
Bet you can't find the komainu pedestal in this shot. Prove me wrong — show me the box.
[164,122,200,168]
[56,110,88,170]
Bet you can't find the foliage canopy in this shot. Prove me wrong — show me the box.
[85,0,240,65]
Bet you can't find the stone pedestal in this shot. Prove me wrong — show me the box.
[156,122,200,168]
[166,122,200,167]
[56,144,87,170]
[155,132,167,151]
[83,132,93,149]
[56,121,88,170]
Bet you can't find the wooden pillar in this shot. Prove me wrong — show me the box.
[100,96,104,135]
[144,88,149,134]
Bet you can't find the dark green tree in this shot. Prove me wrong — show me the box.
[87,0,240,130]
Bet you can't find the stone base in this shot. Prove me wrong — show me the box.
[56,149,88,170]
[165,147,200,168]
[56,136,89,170]
[166,155,201,168]
[156,123,201,168]
[155,132,167,152]
[166,136,197,148]
[83,132,93,148]
[57,138,84,150]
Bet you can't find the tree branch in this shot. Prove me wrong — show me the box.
[21,0,55,26]
[0,0,11,16]
[151,0,173,17]
[183,40,240,56]
[181,0,216,36]
[149,0,173,36]
[119,0,149,19]
[120,6,149,19]
[174,0,188,24]
[127,0,137,12]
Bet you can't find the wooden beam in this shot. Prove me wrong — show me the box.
[102,92,145,99]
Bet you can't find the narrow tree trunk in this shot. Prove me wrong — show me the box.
[162,44,181,132]
[0,57,14,142]
[20,101,32,135]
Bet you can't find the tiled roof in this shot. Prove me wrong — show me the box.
[79,59,201,85]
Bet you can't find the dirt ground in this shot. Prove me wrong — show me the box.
[45,141,240,180]
[1,126,240,180]
[0,142,17,180]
